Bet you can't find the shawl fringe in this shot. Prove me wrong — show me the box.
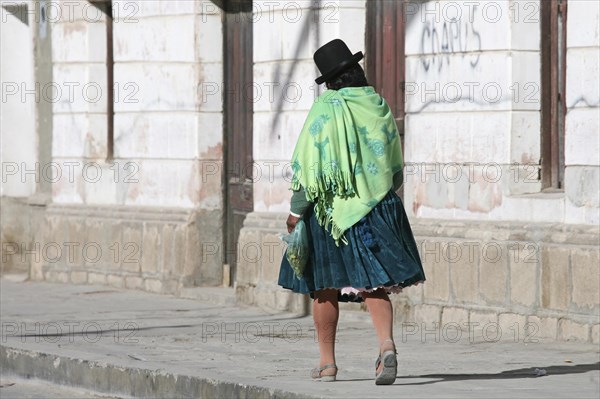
[292,169,355,246]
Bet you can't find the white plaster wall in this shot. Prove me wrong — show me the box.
[564,0,600,224]
[40,0,598,223]
[0,0,36,197]
[49,0,109,205]
[50,0,224,209]
[404,0,599,225]
[405,0,534,219]
[252,0,366,212]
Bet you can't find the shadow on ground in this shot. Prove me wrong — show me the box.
[337,362,600,384]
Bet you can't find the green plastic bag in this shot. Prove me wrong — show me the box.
[281,220,309,279]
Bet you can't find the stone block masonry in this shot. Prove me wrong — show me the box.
[21,203,224,295]
[236,212,600,344]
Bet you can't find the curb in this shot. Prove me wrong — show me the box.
[0,345,318,399]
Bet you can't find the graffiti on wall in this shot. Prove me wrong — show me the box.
[420,18,482,72]
[416,0,488,73]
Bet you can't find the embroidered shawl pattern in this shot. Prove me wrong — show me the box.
[290,86,404,245]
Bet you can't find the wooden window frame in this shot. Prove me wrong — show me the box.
[89,0,114,160]
[366,0,406,132]
[540,0,567,191]
[366,0,406,196]
[222,0,253,283]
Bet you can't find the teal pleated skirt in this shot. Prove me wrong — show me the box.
[278,189,426,302]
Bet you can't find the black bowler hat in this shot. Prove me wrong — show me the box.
[313,39,364,85]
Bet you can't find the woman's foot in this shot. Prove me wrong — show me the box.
[375,339,397,385]
[311,363,338,382]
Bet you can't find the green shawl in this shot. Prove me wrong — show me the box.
[290,86,404,245]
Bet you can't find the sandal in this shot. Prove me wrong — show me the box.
[375,340,397,385]
[311,363,337,382]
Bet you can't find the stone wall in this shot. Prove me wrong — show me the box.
[235,213,307,314]
[236,212,600,343]
[2,0,227,287]
[28,203,221,294]
[0,198,43,274]
[404,219,599,343]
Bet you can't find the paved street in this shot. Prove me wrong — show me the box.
[1,277,599,398]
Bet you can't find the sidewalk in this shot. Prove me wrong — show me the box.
[1,276,599,399]
[0,375,120,399]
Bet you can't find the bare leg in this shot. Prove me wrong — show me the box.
[313,289,339,375]
[362,288,395,373]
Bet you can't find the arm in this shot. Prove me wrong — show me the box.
[290,186,310,217]
[392,170,403,190]
[287,186,310,233]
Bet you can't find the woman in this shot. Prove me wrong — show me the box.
[278,39,426,385]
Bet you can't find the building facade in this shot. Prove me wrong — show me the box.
[1,0,599,343]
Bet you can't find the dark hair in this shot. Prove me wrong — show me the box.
[325,63,369,90]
